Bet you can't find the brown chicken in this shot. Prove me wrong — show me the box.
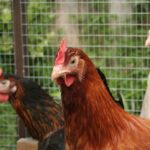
[0,72,64,141]
[51,40,150,150]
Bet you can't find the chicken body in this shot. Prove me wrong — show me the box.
[141,34,150,118]
[51,41,150,150]
[0,74,64,141]
[141,73,150,118]
[145,30,150,46]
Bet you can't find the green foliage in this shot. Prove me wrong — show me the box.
[0,103,17,150]
[27,0,56,56]
[75,1,150,114]
[0,1,13,53]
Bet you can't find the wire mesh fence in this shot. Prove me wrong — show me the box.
[0,0,150,149]
[0,0,17,150]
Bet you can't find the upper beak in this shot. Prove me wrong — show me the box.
[51,65,70,81]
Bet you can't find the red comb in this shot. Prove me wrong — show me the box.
[55,39,67,65]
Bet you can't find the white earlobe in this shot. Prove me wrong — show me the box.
[11,86,17,93]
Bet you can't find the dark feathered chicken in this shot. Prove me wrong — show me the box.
[0,74,63,141]
[39,128,64,150]
[51,40,150,150]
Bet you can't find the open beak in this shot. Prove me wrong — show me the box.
[51,65,70,81]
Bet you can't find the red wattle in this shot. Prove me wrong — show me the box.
[65,75,75,87]
[0,94,9,103]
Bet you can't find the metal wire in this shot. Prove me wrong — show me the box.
[21,0,149,114]
[0,0,17,149]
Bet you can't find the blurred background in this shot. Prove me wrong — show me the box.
[0,0,150,149]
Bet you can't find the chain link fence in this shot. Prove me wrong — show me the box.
[0,0,150,149]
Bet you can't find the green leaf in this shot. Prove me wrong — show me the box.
[2,8,11,23]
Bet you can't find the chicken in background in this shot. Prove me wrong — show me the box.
[140,32,150,118]
[145,30,150,46]
[51,39,150,150]
[0,71,64,150]
[0,74,64,140]
[140,73,150,119]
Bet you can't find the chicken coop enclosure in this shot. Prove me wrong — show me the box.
[0,0,150,149]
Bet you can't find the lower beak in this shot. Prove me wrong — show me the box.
[51,65,70,81]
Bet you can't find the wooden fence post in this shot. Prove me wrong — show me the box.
[12,0,28,138]
[17,138,39,150]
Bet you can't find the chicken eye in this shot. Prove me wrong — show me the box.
[69,57,78,66]
[71,59,76,64]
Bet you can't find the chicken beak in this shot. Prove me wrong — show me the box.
[51,65,70,81]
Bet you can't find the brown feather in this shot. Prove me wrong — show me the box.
[2,75,64,141]
[54,47,150,150]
